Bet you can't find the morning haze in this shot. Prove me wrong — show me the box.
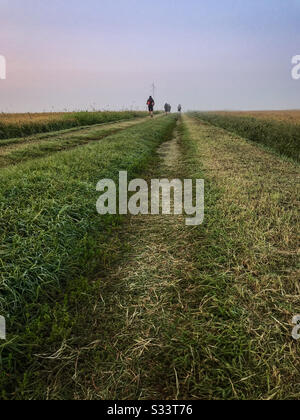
[0,0,299,112]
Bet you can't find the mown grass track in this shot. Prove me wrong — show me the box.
[24,115,299,401]
[0,112,299,400]
[1,118,202,400]
[0,115,177,398]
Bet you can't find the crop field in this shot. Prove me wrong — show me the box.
[214,110,300,125]
[193,111,300,162]
[0,111,149,140]
[0,112,72,124]
[0,111,299,400]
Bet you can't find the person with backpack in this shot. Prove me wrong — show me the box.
[178,104,182,113]
[147,96,155,118]
[164,103,169,115]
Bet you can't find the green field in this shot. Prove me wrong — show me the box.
[0,111,299,400]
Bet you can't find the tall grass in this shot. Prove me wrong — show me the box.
[214,110,300,125]
[192,112,300,162]
[0,111,148,140]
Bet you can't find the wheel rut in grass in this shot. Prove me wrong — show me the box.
[75,122,201,400]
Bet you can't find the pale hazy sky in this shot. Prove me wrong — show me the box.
[0,0,299,112]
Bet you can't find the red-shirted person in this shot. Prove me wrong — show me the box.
[147,96,155,118]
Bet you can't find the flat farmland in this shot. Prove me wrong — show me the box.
[193,111,300,162]
[0,111,149,140]
[214,110,300,124]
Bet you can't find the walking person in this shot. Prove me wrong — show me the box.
[164,103,169,115]
[178,104,182,113]
[147,96,155,118]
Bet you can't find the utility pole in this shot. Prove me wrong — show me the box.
[151,82,156,99]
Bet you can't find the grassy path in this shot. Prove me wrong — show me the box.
[33,121,203,399]
[0,116,156,168]
[57,115,298,400]
[76,126,201,399]
[3,115,299,399]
